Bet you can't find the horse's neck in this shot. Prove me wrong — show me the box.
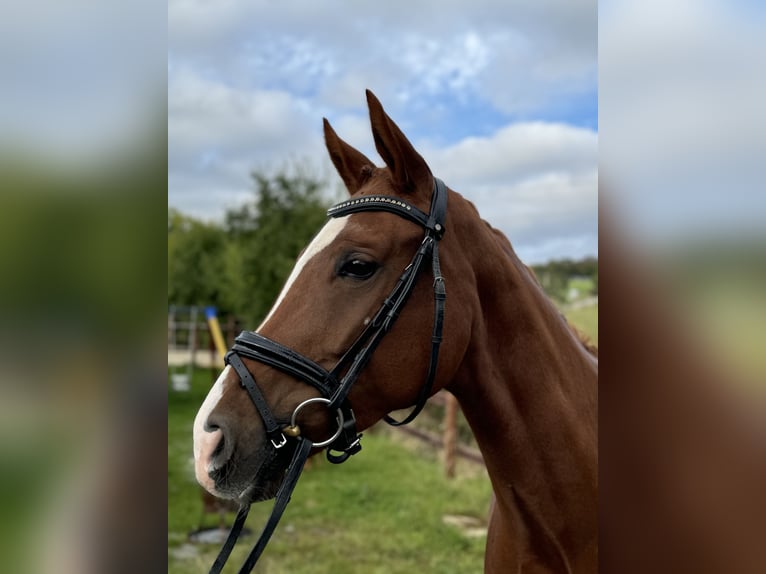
[447,200,598,570]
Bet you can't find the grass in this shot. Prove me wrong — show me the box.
[568,276,595,299]
[169,370,492,574]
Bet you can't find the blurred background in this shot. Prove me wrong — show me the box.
[600,1,766,570]
[601,0,766,386]
[0,1,166,572]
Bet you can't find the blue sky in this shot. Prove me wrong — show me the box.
[168,0,598,264]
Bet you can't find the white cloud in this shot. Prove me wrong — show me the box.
[168,0,598,260]
[169,70,318,159]
[397,31,492,102]
[425,122,597,186]
[168,0,596,116]
[169,62,598,261]
[422,123,597,262]
[168,69,325,218]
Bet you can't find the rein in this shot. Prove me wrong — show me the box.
[209,178,448,573]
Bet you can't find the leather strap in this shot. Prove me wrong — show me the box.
[208,438,313,574]
[226,352,285,446]
[326,234,434,412]
[208,505,249,574]
[385,240,446,426]
[328,178,448,425]
[326,195,429,227]
[231,333,336,397]
[237,438,313,572]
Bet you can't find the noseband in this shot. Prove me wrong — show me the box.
[209,178,448,574]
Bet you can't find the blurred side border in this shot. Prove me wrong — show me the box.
[0,2,167,572]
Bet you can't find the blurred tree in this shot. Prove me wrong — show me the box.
[221,170,329,326]
[535,266,569,303]
[167,209,227,309]
[531,256,598,303]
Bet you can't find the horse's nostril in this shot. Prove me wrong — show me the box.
[204,415,232,472]
[211,433,225,459]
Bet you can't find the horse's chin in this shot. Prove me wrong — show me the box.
[210,466,285,504]
[209,445,291,504]
[237,474,284,504]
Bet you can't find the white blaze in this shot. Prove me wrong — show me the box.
[192,365,230,491]
[192,216,349,491]
[257,216,349,330]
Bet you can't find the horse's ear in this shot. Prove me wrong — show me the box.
[366,89,432,195]
[324,118,375,195]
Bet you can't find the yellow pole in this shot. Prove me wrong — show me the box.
[205,307,227,366]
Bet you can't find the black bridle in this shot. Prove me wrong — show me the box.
[209,178,448,574]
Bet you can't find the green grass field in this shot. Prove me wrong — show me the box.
[568,276,595,300]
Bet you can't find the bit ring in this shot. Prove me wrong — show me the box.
[289,397,345,448]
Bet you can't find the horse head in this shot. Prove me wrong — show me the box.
[193,91,473,503]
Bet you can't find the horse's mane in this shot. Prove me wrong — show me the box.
[480,214,599,358]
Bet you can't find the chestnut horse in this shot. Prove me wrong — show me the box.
[193,91,598,573]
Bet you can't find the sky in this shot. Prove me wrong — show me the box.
[168,0,598,264]
[600,0,766,249]
[1,2,761,264]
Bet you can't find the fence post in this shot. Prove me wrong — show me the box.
[189,306,198,370]
[443,392,458,479]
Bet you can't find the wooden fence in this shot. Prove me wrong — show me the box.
[393,390,484,476]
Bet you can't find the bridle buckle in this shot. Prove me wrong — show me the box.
[270,433,288,449]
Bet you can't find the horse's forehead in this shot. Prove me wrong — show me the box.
[358,172,432,213]
[257,216,349,330]
[305,216,349,258]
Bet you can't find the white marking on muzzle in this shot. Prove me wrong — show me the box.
[192,365,230,492]
[257,215,349,331]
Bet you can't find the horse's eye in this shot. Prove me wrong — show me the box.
[338,258,379,280]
